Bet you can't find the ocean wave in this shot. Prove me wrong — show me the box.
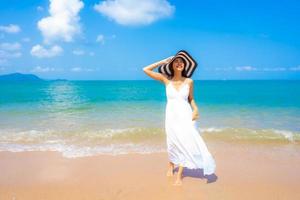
[0,126,299,157]
[1,127,299,144]
[0,143,166,158]
[0,127,164,145]
[200,127,300,144]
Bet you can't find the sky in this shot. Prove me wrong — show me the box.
[0,0,299,80]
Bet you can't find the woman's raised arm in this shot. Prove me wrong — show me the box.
[143,56,173,84]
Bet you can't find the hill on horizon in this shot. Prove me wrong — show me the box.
[0,73,44,81]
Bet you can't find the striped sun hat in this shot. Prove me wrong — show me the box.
[158,50,197,78]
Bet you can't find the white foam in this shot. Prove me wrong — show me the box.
[272,129,295,142]
[198,127,226,133]
[0,127,298,157]
[0,143,166,158]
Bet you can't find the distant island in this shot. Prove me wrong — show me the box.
[0,73,67,81]
[0,73,44,81]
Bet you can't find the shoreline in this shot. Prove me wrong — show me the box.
[0,141,300,200]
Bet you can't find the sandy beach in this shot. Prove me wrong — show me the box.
[1,141,300,200]
[1,0,300,198]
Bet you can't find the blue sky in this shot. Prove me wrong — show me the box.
[0,0,299,80]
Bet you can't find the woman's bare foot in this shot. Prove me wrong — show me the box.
[173,165,183,186]
[173,178,182,186]
[166,162,174,176]
[166,167,174,176]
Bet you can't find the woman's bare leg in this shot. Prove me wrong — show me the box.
[174,165,183,185]
[166,161,174,176]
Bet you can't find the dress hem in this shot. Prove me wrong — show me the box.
[168,159,215,175]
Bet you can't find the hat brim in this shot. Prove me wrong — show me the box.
[158,50,197,78]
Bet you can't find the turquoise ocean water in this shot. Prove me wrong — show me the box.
[0,80,299,157]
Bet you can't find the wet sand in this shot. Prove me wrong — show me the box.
[0,141,300,200]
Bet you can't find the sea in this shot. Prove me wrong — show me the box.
[0,80,299,157]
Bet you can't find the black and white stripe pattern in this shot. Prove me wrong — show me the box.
[158,50,197,78]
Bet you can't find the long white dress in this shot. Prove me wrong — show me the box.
[165,79,216,175]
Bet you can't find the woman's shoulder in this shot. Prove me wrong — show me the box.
[185,78,193,84]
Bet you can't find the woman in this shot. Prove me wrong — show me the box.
[143,50,216,186]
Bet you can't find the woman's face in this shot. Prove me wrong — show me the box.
[172,57,185,72]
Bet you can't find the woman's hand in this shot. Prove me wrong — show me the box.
[142,55,174,83]
[192,110,199,121]
[161,56,174,64]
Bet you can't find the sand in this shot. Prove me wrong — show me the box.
[0,141,300,200]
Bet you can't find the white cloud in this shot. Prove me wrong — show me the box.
[37,6,44,11]
[96,34,116,44]
[261,67,286,71]
[22,37,31,42]
[0,42,21,51]
[289,66,300,71]
[94,0,175,26]
[72,49,85,55]
[215,66,300,72]
[235,66,257,71]
[30,44,63,58]
[215,67,233,71]
[37,0,84,43]
[0,50,22,58]
[0,42,22,64]
[0,24,21,34]
[96,34,105,44]
[31,66,57,72]
[0,42,22,65]
[71,67,96,72]
[0,59,7,65]
[71,67,82,72]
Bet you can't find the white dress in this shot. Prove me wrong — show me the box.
[165,79,216,175]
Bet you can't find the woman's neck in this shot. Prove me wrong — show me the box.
[172,72,184,81]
